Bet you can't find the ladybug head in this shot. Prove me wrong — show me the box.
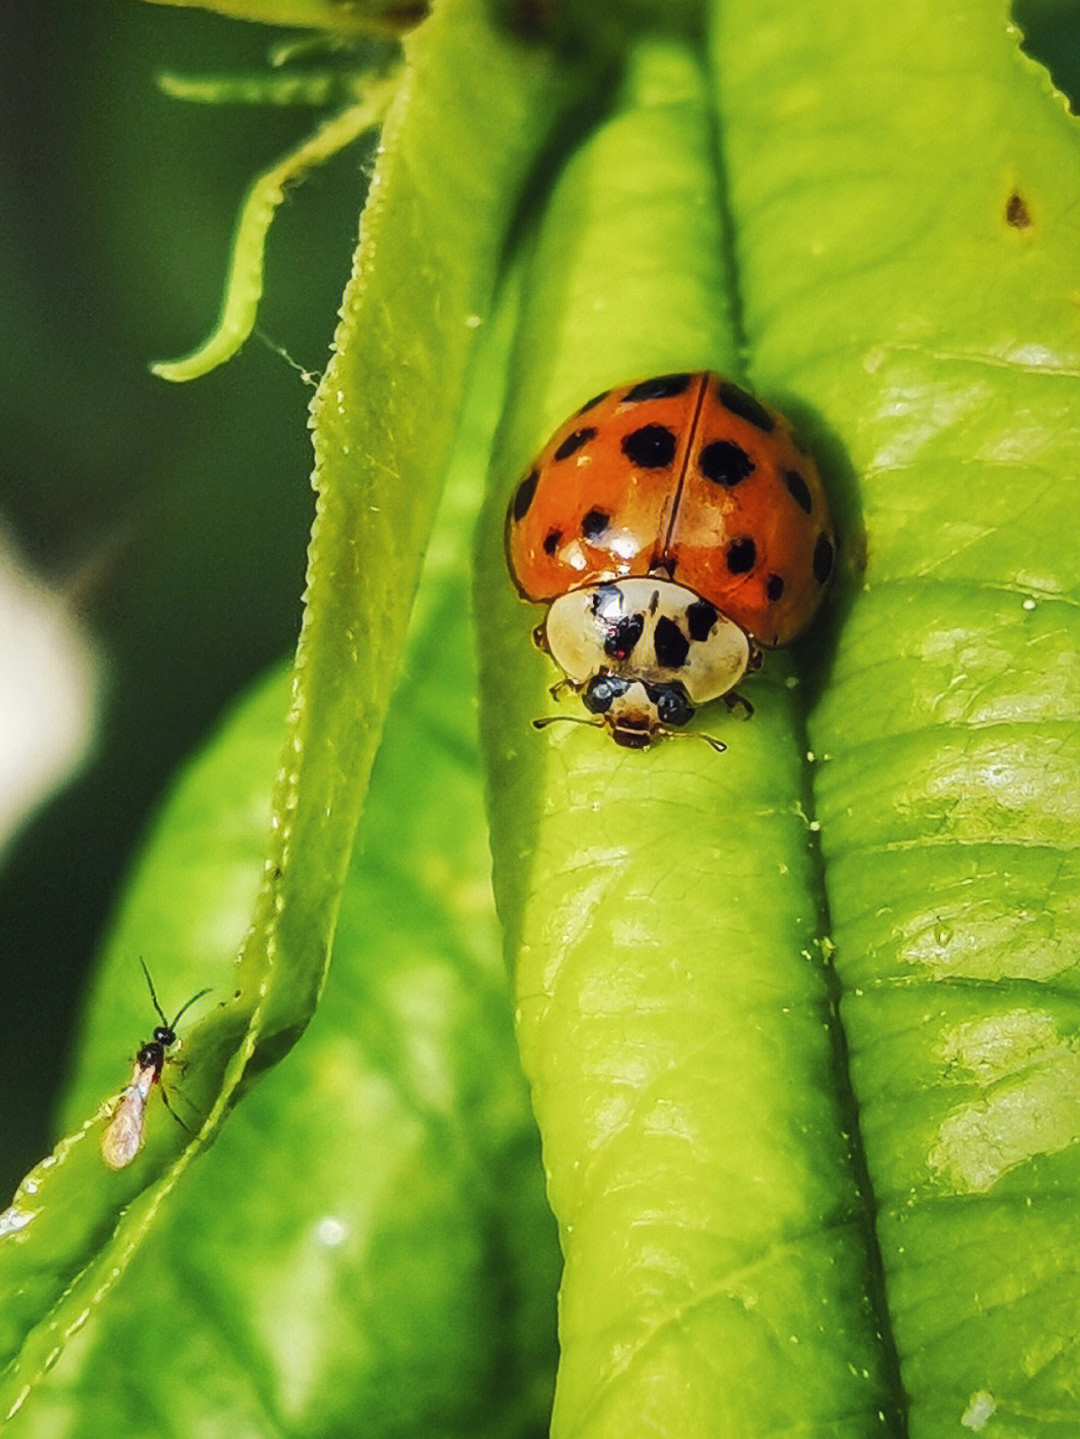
[539,578,751,749]
[580,673,693,748]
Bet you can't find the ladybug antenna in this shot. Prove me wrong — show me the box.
[532,713,605,735]
[669,726,728,755]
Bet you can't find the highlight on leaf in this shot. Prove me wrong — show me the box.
[152,72,400,383]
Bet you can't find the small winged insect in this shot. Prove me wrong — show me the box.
[100,962,210,1171]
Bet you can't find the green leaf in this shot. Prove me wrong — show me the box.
[477,35,898,1439]
[711,0,1080,1432]
[0,0,589,1417]
[476,2,1080,1437]
[3,252,557,1437]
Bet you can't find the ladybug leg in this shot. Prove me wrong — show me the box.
[548,677,574,702]
[746,640,763,673]
[531,624,551,655]
[722,690,755,720]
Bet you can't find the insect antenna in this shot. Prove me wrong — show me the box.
[169,986,212,1031]
[669,727,727,754]
[139,959,210,1033]
[139,958,169,1027]
[532,714,605,734]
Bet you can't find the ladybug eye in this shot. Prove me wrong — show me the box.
[651,684,693,728]
[583,675,627,715]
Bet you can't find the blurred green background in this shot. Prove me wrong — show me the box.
[0,0,373,1196]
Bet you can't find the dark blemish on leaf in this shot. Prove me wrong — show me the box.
[1005,193,1032,229]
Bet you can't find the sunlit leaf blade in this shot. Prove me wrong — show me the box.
[0,1,589,1418]
[478,35,899,1439]
[710,0,1080,1431]
[5,297,557,1436]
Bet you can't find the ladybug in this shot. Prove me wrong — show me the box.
[505,372,835,749]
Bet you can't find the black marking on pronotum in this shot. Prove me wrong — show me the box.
[621,424,678,469]
[699,439,755,487]
[813,533,835,584]
[543,529,561,555]
[717,381,775,432]
[590,582,622,615]
[686,598,718,641]
[512,469,539,521]
[581,508,610,541]
[623,374,693,403]
[766,574,785,601]
[654,616,690,669]
[603,612,645,660]
[784,469,813,513]
[554,427,596,462]
[726,537,757,574]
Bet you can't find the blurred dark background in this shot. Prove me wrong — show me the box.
[0,0,373,1195]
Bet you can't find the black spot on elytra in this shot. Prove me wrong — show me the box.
[726,537,757,574]
[813,533,835,584]
[621,424,677,469]
[604,613,644,660]
[1005,193,1032,229]
[699,439,755,487]
[686,599,718,641]
[543,529,561,555]
[577,390,610,414]
[717,381,775,433]
[784,470,813,514]
[512,469,539,521]
[581,509,610,541]
[766,574,785,601]
[623,374,693,403]
[554,427,596,462]
[654,615,690,669]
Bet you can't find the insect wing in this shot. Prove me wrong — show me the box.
[101,1064,155,1171]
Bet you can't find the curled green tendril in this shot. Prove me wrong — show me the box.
[152,74,399,383]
